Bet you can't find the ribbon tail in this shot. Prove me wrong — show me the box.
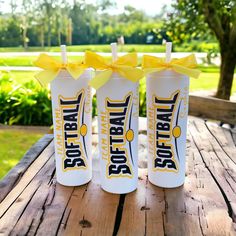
[116,67,144,82]
[89,69,113,90]
[34,70,59,87]
[172,64,201,78]
[143,67,166,75]
[67,67,85,79]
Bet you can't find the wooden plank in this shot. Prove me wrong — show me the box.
[34,130,119,236]
[0,134,53,203]
[0,140,54,219]
[117,120,235,235]
[58,175,120,235]
[33,182,75,236]
[117,170,147,236]
[0,155,55,235]
[10,173,56,235]
[55,132,120,236]
[1,118,236,235]
[230,129,236,146]
[189,95,236,124]
[118,170,165,236]
[162,130,235,236]
[206,121,236,163]
[189,117,236,223]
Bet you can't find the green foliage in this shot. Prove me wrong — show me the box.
[165,0,236,99]
[0,71,147,126]
[139,78,146,117]
[0,72,52,125]
[165,0,236,46]
[0,1,165,47]
[0,18,22,47]
[2,67,235,126]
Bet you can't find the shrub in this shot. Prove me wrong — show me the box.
[0,72,146,126]
[0,72,52,125]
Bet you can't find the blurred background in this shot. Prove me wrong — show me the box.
[0,0,235,178]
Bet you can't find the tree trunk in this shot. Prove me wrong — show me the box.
[47,28,51,47]
[23,27,28,49]
[22,16,28,49]
[40,25,44,48]
[58,30,61,46]
[216,49,236,100]
[47,19,51,47]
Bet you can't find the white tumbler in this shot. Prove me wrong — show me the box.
[51,69,92,186]
[146,70,189,188]
[97,73,139,194]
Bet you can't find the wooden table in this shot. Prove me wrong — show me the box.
[0,117,236,236]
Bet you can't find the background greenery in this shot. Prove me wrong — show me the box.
[0,0,235,179]
[1,66,235,126]
[0,129,44,179]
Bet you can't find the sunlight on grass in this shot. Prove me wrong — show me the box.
[0,129,45,179]
[10,70,236,92]
[8,71,37,84]
[0,56,84,67]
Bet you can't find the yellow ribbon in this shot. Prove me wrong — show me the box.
[85,51,144,89]
[142,54,200,78]
[34,53,87,86]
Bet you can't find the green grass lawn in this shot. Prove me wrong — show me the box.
[0,56,84,67]
[0,129,45,179]
[0,44,170,53]
[7,70,236,93]
[0,43,219,53]
[0,56,227,69]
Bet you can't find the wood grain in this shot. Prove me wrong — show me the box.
[0,118,236,235]
[0,134,53,203]
[189,95,236,124]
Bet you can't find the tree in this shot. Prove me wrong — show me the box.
[21,0,34,49]
[165,0,236,100]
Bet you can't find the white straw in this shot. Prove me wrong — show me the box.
[165,42,172,63]
[60,45,67,64]
[111,42,118,62]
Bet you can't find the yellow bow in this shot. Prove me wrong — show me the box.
[142,54,200,78]
[34,53,87,86]
[85,51,143,89]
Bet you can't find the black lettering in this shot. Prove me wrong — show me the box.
[109,164,132,175]
[156,122,170,131]
[110,116,125,126]
[63,113,77,122]
[156,131,170,139]
[110,147,125,155]
[64,123,77,131]
[64,132,78,140]
[66,149,81,158]
[156,149,172,158]
[157,104,174,113]
[111,155,127,164]
[155,158,177,170]
[107,95,130,108]
[64,158,86,169]
[60,93,82,105]
[110,136,123,145]
[156,141,171,150]
[65,142,80,149]
[110,127,123,135]
[156,113,172,122]
[62,105,79,113]
[155,93,178,104]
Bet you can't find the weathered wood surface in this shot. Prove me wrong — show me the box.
[0,117,236,236]
[189,95,236,124]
